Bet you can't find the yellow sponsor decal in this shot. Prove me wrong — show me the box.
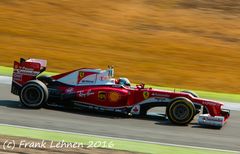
[98,91,107,101]
[79,72,85,78]
[143,91,150,99]
[109,92,121,102]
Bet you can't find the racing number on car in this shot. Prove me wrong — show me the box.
[143,91,149,99]
[98,91,107,101]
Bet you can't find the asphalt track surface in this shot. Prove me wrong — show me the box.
[0,83,240,152]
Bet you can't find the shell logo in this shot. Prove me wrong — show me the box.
[109,92,121,102]
[143,91,150,99]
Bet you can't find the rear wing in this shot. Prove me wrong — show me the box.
[11,58,47,95]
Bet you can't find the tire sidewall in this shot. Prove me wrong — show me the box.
[20,80,48,108]
[167,98,195,125]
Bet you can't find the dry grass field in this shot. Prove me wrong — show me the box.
[0,0,239,93]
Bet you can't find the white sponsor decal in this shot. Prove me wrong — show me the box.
[131,104,140,115]
[198,114,224,127]
[154,97,169,102]
[79,74,96,85]
[14,68,39,76]
[78,90,95,98]
[151,93,170,97]
[65,88,74,94]
[13,73,22,81]
[81,80,94,83]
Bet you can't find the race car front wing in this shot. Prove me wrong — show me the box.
[198,109,230,127]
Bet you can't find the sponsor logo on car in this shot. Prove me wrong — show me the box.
[81,80,94,83]
[154,97,169,102]
[13,73,22,81]
[131,104,140,115]
[79,72,85,78]
[98,91,107,101]
[202,116,223,122]
[108,92,121,102]
[78,90,94,98]
[151,93,170,97]
[14,67,39,76]
[77,71,85,83]
[143,91,150,99]
[65,87,74,93]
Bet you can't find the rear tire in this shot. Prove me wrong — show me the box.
[20,80,48,109]
[167,98,195,125]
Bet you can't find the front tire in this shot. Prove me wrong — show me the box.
[20,80,48,108]
[166,98,195,125]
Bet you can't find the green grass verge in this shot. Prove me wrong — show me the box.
[0,66,57,76]
[1,65,240,103]
[149,85,240,103]
[0,125,234,154]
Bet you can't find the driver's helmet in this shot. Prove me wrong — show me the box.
[118,77,131,86]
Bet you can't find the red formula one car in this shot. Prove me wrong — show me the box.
[11,58,230,127]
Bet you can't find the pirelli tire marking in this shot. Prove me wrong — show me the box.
[167,99,195,125]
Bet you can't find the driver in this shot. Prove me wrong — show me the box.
[116,77,131,86]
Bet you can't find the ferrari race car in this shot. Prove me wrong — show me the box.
[11,58,230,127]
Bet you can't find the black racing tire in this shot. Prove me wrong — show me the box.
[166,98,195,125]
[20,80,48,109]
[181,90,199,98]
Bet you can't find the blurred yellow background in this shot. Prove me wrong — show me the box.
[0,0,239,93]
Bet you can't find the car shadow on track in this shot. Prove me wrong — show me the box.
[0,100,31,109]
[0,99,168,121]
[155,121,221,129]
[44,104,168,122]
[191,124,221,129]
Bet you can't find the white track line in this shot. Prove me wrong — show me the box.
[0,123,239,153]
[223,103,240,111]
[0,76,12,84]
